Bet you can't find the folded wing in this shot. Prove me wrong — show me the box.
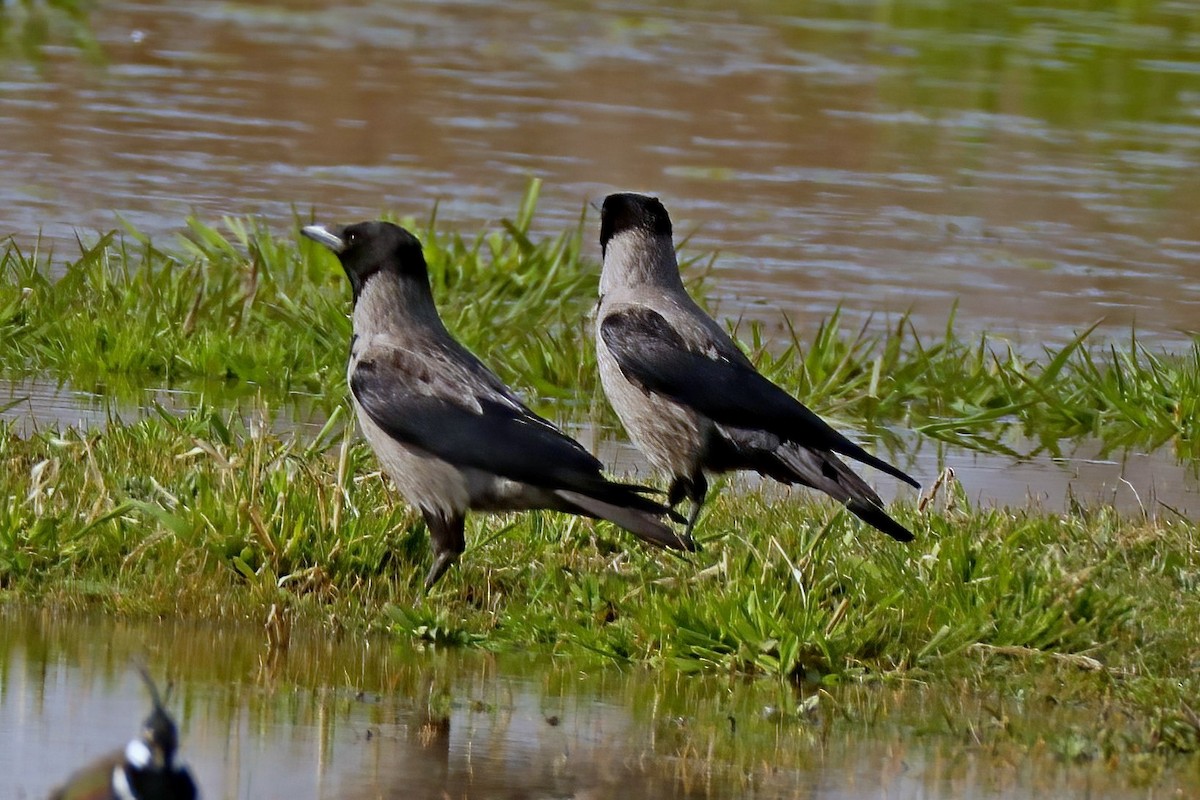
[351,350,694,551]
[352,354,607,489]
[600,307,919,489]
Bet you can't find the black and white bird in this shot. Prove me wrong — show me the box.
[48,670,197,800]
[302,220,694,590]
[594,192,920,542]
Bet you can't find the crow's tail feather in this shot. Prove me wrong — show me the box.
[846,498,915,543]
[556,489,697,552]
[772,443,916,543]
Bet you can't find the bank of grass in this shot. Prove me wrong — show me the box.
[1,404,1198,761]
[2,188,1199,770]
[1,181,1198,456]
[0,182,600,406]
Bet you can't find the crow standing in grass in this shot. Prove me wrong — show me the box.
[594,193,920,542]
[302,220,694,590]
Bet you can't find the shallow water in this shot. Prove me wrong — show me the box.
[3,0,1200,347]
[3,609,1196,800]
[4,374,1197,517]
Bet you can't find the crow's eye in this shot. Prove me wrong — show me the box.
[345,231,359,246]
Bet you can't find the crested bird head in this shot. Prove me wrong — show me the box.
[133,667,180,770]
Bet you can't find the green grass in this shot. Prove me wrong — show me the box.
[0,182,600,406]
[2,181,1197,458]
[1,403,1197,762]
[0,0,99,63]
[2,186,1199,778]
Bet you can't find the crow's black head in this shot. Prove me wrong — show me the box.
[303,221,428,302]
[599,193,673,256]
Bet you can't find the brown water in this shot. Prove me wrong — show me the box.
[4,374,1197,517]
[3,609,1196,800]
[3,0,1200,347]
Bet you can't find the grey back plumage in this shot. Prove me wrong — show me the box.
[595,192,918,542]
[302,220,693,589]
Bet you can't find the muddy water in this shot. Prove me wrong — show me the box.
[5,374,1198,516]
[1,609,1194,800]
[3,1,1200,347]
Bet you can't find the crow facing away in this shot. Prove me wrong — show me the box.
[594,192,920,542]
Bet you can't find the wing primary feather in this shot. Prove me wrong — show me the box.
[555,490,697,552]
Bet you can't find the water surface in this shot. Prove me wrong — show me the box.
[3,0,1199,346]
[4,609,1196,799]
[5,375,1197,517]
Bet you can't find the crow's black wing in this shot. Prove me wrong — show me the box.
[351,352,608,490]
[600,306,918,488]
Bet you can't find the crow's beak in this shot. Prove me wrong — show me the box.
[301,224,346,254]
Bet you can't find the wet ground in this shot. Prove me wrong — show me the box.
[2,0,1199,348]
[3,609,1196,800]
[4,373,1196,517]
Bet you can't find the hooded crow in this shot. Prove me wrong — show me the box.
[594,193,920,542]
[303,220,694,590]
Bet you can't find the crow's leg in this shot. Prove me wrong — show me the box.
[423,511,466,591]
